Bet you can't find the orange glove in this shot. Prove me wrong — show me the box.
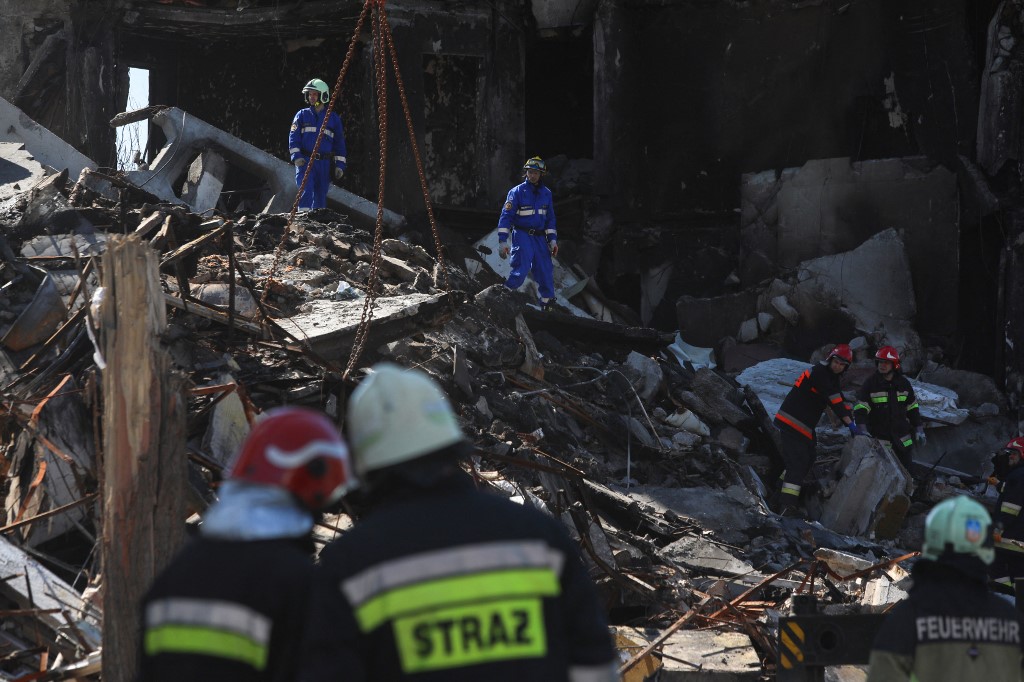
[499,244,510,259]
[994,528,1003,544]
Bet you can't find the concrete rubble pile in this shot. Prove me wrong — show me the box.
[0,99,1015,681]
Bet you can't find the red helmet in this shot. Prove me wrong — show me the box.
[229,407,354,510]
[826,344,853,365]
[875,345,901,370]
[1006,437,1024,458]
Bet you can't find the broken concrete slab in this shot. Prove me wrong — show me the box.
[739,157,958,341]
[790,229,921,370]
[275,292,457,362]
[0,96,95,182]
[818,438,913,539]
[660,535,755,577]
[118,106,404,231]
[0,141,47,202]
[623,485,767,545]
[200,375,250,468]
[659,630,761,680]
[181,148,228,215]
[675,291,758,348]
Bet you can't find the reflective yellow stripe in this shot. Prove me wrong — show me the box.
[871,396,889,403]
[354,568,560,633]
[393,597,546,673]
[1001,502,1022,516]
[901,438,913,447]
[907,402,920,411]
[145,625,268,669]
[996,540,1024,553]
[781,483,801,496]
[854,402,870,413]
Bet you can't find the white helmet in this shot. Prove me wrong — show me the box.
[346,363,465,476]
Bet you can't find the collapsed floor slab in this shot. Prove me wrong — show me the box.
[114,106,405,230]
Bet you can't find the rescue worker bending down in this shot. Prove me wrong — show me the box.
[288,78,347,210]
[867,496,1023,681]
[299,363,617,681]
[137,408,354,682]
[989,437,1024,592]
[771,344,860,515]
[853,346,925,472]
[497,156,558,311]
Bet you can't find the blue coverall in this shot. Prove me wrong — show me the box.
[497,180,557,306]
[288,106,347,210]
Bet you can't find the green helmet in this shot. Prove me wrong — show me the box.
[302,78,330,104]
[922,496,994,565]
[523,156,547,174]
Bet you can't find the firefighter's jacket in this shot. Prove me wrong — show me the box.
[996,465,1024,550]
[497,181,557,244]
[288,106,346,172]
[853,372,921,448]
[867,558,1024,681]
[300,472,617,681]
[773,362,852,441]
[137,538,314,682]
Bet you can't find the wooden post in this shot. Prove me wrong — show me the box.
[100,235,186,681]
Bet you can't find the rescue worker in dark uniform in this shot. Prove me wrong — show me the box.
[989,437,1024,592]
[137,407,354,682]
[497,156,558,311]
[853,346,925,472]
[771,344,860,515]
[867,496,1022,681]
[288,78,346,210]
[299,363,617,682]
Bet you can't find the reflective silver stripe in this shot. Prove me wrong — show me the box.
[545,229,556,236]
[1002,502,1022,516]
[537,208,547,215]
[870,392,887,399]
[854,402,870,413]
[341,540,565,607]
[324,130,334,138]
[301,126,319,133]
[145,598,271,644]
[517,208,536,216]
[334,155,346,163]
[781,483,801,495]
[997,541,1024,553]
[828,392,843,403]
[569,662,619,682]
[497,227,510,236]
[289,147,301,154]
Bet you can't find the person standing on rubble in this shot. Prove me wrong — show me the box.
[852,346,925,473]
[867,496,1022,681]
[136,407,354,682]
[288,78,347,210]
[988,437,1024,592]
[497,156,558,311]
[771,344,861,515]
[298,362,618,681]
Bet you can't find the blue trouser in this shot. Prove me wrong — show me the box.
[295,159,332,209]
[504,230,554,303]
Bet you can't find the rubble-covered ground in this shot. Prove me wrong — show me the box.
[0,104,1016,681]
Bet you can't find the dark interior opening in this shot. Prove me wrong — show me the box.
[525,32,593,160]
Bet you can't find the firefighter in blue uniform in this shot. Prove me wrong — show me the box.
[299,363,617,681]
[137,408,354,682]
[497,157,558,310]
[288,78,347,210]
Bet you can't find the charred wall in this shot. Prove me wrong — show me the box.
[117,2,526,216]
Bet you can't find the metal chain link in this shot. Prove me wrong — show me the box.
[381,17,452,295]
[342,1,391,381]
